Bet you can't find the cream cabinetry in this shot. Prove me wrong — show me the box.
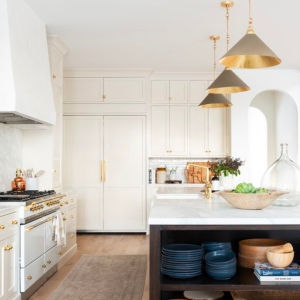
[64,116,146,232]
[0,209,19,300]
[64,77,146,103]
[48,36,69,189]
[151,106,188,156]
[189,81,208,104]
[151,80,188,104]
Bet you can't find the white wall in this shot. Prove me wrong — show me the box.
[231,69,300,184]
[0,123,22,191]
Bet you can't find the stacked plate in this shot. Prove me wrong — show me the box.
[205,250,237,280]
[161,244,203,279]
[203,242,232,254]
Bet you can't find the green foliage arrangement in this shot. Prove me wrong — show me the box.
[211,156,245,177]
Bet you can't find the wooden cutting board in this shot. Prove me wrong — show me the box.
[184,162,213,183]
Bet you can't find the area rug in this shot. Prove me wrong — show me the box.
[48,255,147,300]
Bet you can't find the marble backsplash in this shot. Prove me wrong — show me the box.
[0,123,23,191]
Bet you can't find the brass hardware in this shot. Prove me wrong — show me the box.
[52,74,56,79]
[169,150,172,153]
[0,225,5,230]
[60,204,63,207]
[186,164,212,199]
[100,160,103,182]
[61,212,64,215]
[63,217,66,221]
[71,199,74,202]
[103,95,106,99]
[27,276,32,280]
[42,264,46,268]
[12,220,18,225]
[168,97,172,101]
[53,169,57,173]
[65,201,68,205]
[47,260,51,264]
[30,204,44,212]
[4,245,13,251]
[70,234,74,238]
[58,251,62,256]
[71,215,74,218]
[25,217,53,232]
[104,160,106,182]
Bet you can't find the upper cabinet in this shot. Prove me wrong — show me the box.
[64,77,146,103]
[189,81,208,104]
[151,80,188,104]
[50,50,63,89]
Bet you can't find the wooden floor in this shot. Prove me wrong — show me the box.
[29,234,150,300]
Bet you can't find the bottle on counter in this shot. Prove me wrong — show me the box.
[11,169,26,192]
[156,167,167,184]
[212,174,220,192]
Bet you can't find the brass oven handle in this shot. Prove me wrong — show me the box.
[25,217,53,232]
[104,160,106,183]
[100,160,103,182]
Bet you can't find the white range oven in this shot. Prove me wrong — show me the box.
[0,190,66,300]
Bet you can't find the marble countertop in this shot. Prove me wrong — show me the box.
[156,187,204,199]
[148,195,300,225]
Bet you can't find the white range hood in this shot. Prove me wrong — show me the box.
[0,0,56,128]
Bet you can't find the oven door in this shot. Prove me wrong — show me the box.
[20,212,57,268]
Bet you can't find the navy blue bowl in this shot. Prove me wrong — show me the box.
[203,242,231,248]
[205,250,236,265]
[205,267,236,280]
[163,244,203,253]
[204,245,232,251]
[205,261,236,271]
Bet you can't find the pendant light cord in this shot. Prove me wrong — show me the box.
[249,0,253,29]
[213,39,216,80]
[226,5,230,52]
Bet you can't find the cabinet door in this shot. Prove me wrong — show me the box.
[64,116,104,231]
[4,235,18,299]
[103,116,145,231]
[151,106,170,156]
[208,108,228,156]
[64,78,104,103]
[0,240,5,300]
[169,106,188,156]
[103,78,146,102]
[169,81,188,104]
[151,81,169,103]
[51,49,63,89]
[189,81,208,104]
[53,89,63,188]
[189,106,207,156]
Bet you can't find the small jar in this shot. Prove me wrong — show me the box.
[156,168,167,184]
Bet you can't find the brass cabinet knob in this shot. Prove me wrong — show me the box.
[52,74,56,79]
[103,95,106,99]
[63,217,66,221]
[71,215,74,218]
[168,97,172,101]
[65,201,68,204]
[60,204,63,207]
[42,264,46,268]
[27,276,32,280]
[70,234,74,238]
[61,212,64,215]
[47,260,52,264]
[53,169,57,173]
[58,251,62,256]
[12,220,18,225]
[4,245,13,251]
[71,199,74,202]
[169,150,172,153]
[0,225,5,230]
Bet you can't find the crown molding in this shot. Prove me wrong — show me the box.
[64,69,154,78]
[47,35,69,56]
[150,72,218,80]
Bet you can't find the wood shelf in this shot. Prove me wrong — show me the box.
[161,267,300,291]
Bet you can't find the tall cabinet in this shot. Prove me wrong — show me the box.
[64,116,146,232]
[47,36,69,189]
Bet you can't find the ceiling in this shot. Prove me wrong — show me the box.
[25,0,300,72]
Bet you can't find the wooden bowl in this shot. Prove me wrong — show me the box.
[267,250,294,268]
[219,190,288,210]
[238,239,286,268]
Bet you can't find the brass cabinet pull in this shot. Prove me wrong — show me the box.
[0,225,5,230]
[71,199,74,202]
[100,160,103,182]
[65,201,68,204]
[53,74,56,79]
[63,217,66,221]
[27,276,32,280]
[12,220,18,225]
[104,160,106,183]
[70,234,74,238]
[4,245,13,251]
[47,260,51,264]
[71,214,74,218]
[42,264,46,268]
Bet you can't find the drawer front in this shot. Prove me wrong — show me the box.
[68,207,76,227]
[20,255,44,292]
[0,211,18,238]
[44,246,59,273]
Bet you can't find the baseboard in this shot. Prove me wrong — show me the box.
[58,244,78,269]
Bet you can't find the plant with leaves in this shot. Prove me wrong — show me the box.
[210,156,245,177]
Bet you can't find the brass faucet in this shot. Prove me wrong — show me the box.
[186,164,212,199]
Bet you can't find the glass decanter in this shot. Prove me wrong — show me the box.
[261,144,300,207]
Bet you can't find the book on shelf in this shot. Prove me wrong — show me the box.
[255,271,300,282]
[254,262,300,276]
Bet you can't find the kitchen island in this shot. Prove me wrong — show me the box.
[149,194,300,300]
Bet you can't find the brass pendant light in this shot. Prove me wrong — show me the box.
[199,36,232,109]
[219,0,282,69]
[206,1,250,94]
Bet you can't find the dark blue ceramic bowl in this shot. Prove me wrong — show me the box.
[205,260,236,271]
[205,267,236,280]
[205,250,236,265]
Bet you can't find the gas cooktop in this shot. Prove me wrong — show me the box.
[0,190,56,202]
